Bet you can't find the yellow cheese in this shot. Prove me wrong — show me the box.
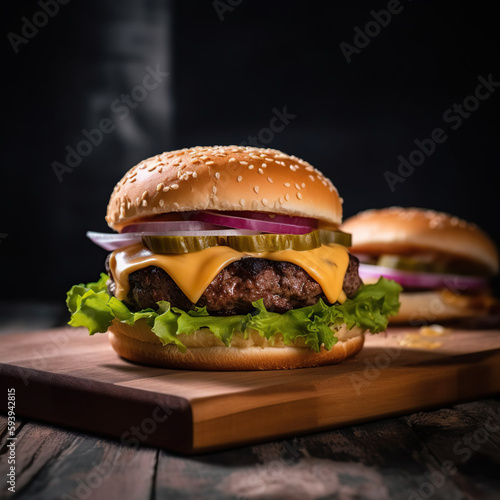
[109,243,349,305]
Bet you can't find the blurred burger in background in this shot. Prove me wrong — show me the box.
[341,207,499,325]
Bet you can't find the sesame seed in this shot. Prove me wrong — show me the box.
[262,198,268,206]
[284,193,290,201]
[248,165,254,170]
[239,161,248,165]
[258,168,264,174]
[171,184,179,190]
[200,156,208,160]
[142,199,148,207]
[237,176,243,182]
[308,175,315,181]
[206,161,215,165]
[163,186,170,192]
[135,197,140,206]
[261,163,267,168]
[192,172,198,178]
[254,186,259,194]
[229,158,236,162]
[173,202,180,209]
[290,165,297,171]
[157,183,165,192]
[321,180,327,186]
[147,165,156,172]
[295,183,301,190]
[296,193,302,200]
[239,198,246,207]
[159,199,165,207]
[267,177,273,183]
[141,190,148,200]
[130,178,136,183]
[284,182,291,187]
[215,172,220,179]
[212,186,217,194]
[301,183,306,188]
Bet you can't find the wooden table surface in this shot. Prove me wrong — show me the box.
[1,311,500,499]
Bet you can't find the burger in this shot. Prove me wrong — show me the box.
[66,146,401,370]
[341,207,499,325]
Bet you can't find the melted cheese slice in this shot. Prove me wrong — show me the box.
[109,243,349,305]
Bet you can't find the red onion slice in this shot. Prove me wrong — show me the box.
[121,221,218,233]
[359,263,489,291]
[190,211,315,234]
[217,211,318,228]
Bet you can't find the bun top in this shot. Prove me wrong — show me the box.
[106,145,342,231]
[341,207,499,275]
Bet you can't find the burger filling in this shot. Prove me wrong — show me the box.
[106,254,363,315]
[67,244,400,353]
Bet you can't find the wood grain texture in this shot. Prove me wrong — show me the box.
[1,327,500,454]
[1,401,500,499]
[0,416,157,500]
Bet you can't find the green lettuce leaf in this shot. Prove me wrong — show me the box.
[66,274,401,352]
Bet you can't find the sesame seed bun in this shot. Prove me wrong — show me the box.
[106,145,342,231]
[108,319,365,370]
[342,207,499,275]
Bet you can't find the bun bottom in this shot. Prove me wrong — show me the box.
[108,321,365,371]
[390,290,496,324]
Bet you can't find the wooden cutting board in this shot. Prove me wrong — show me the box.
[1,326,500,454]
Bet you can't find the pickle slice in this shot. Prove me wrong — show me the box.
[226,231,321,252]
[143,229,352,254]
[142,235,220,254]
[318,230,352,247]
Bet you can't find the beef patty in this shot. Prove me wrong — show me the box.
[106,253,362,315]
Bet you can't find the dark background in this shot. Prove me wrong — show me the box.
[1,1,499,313]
